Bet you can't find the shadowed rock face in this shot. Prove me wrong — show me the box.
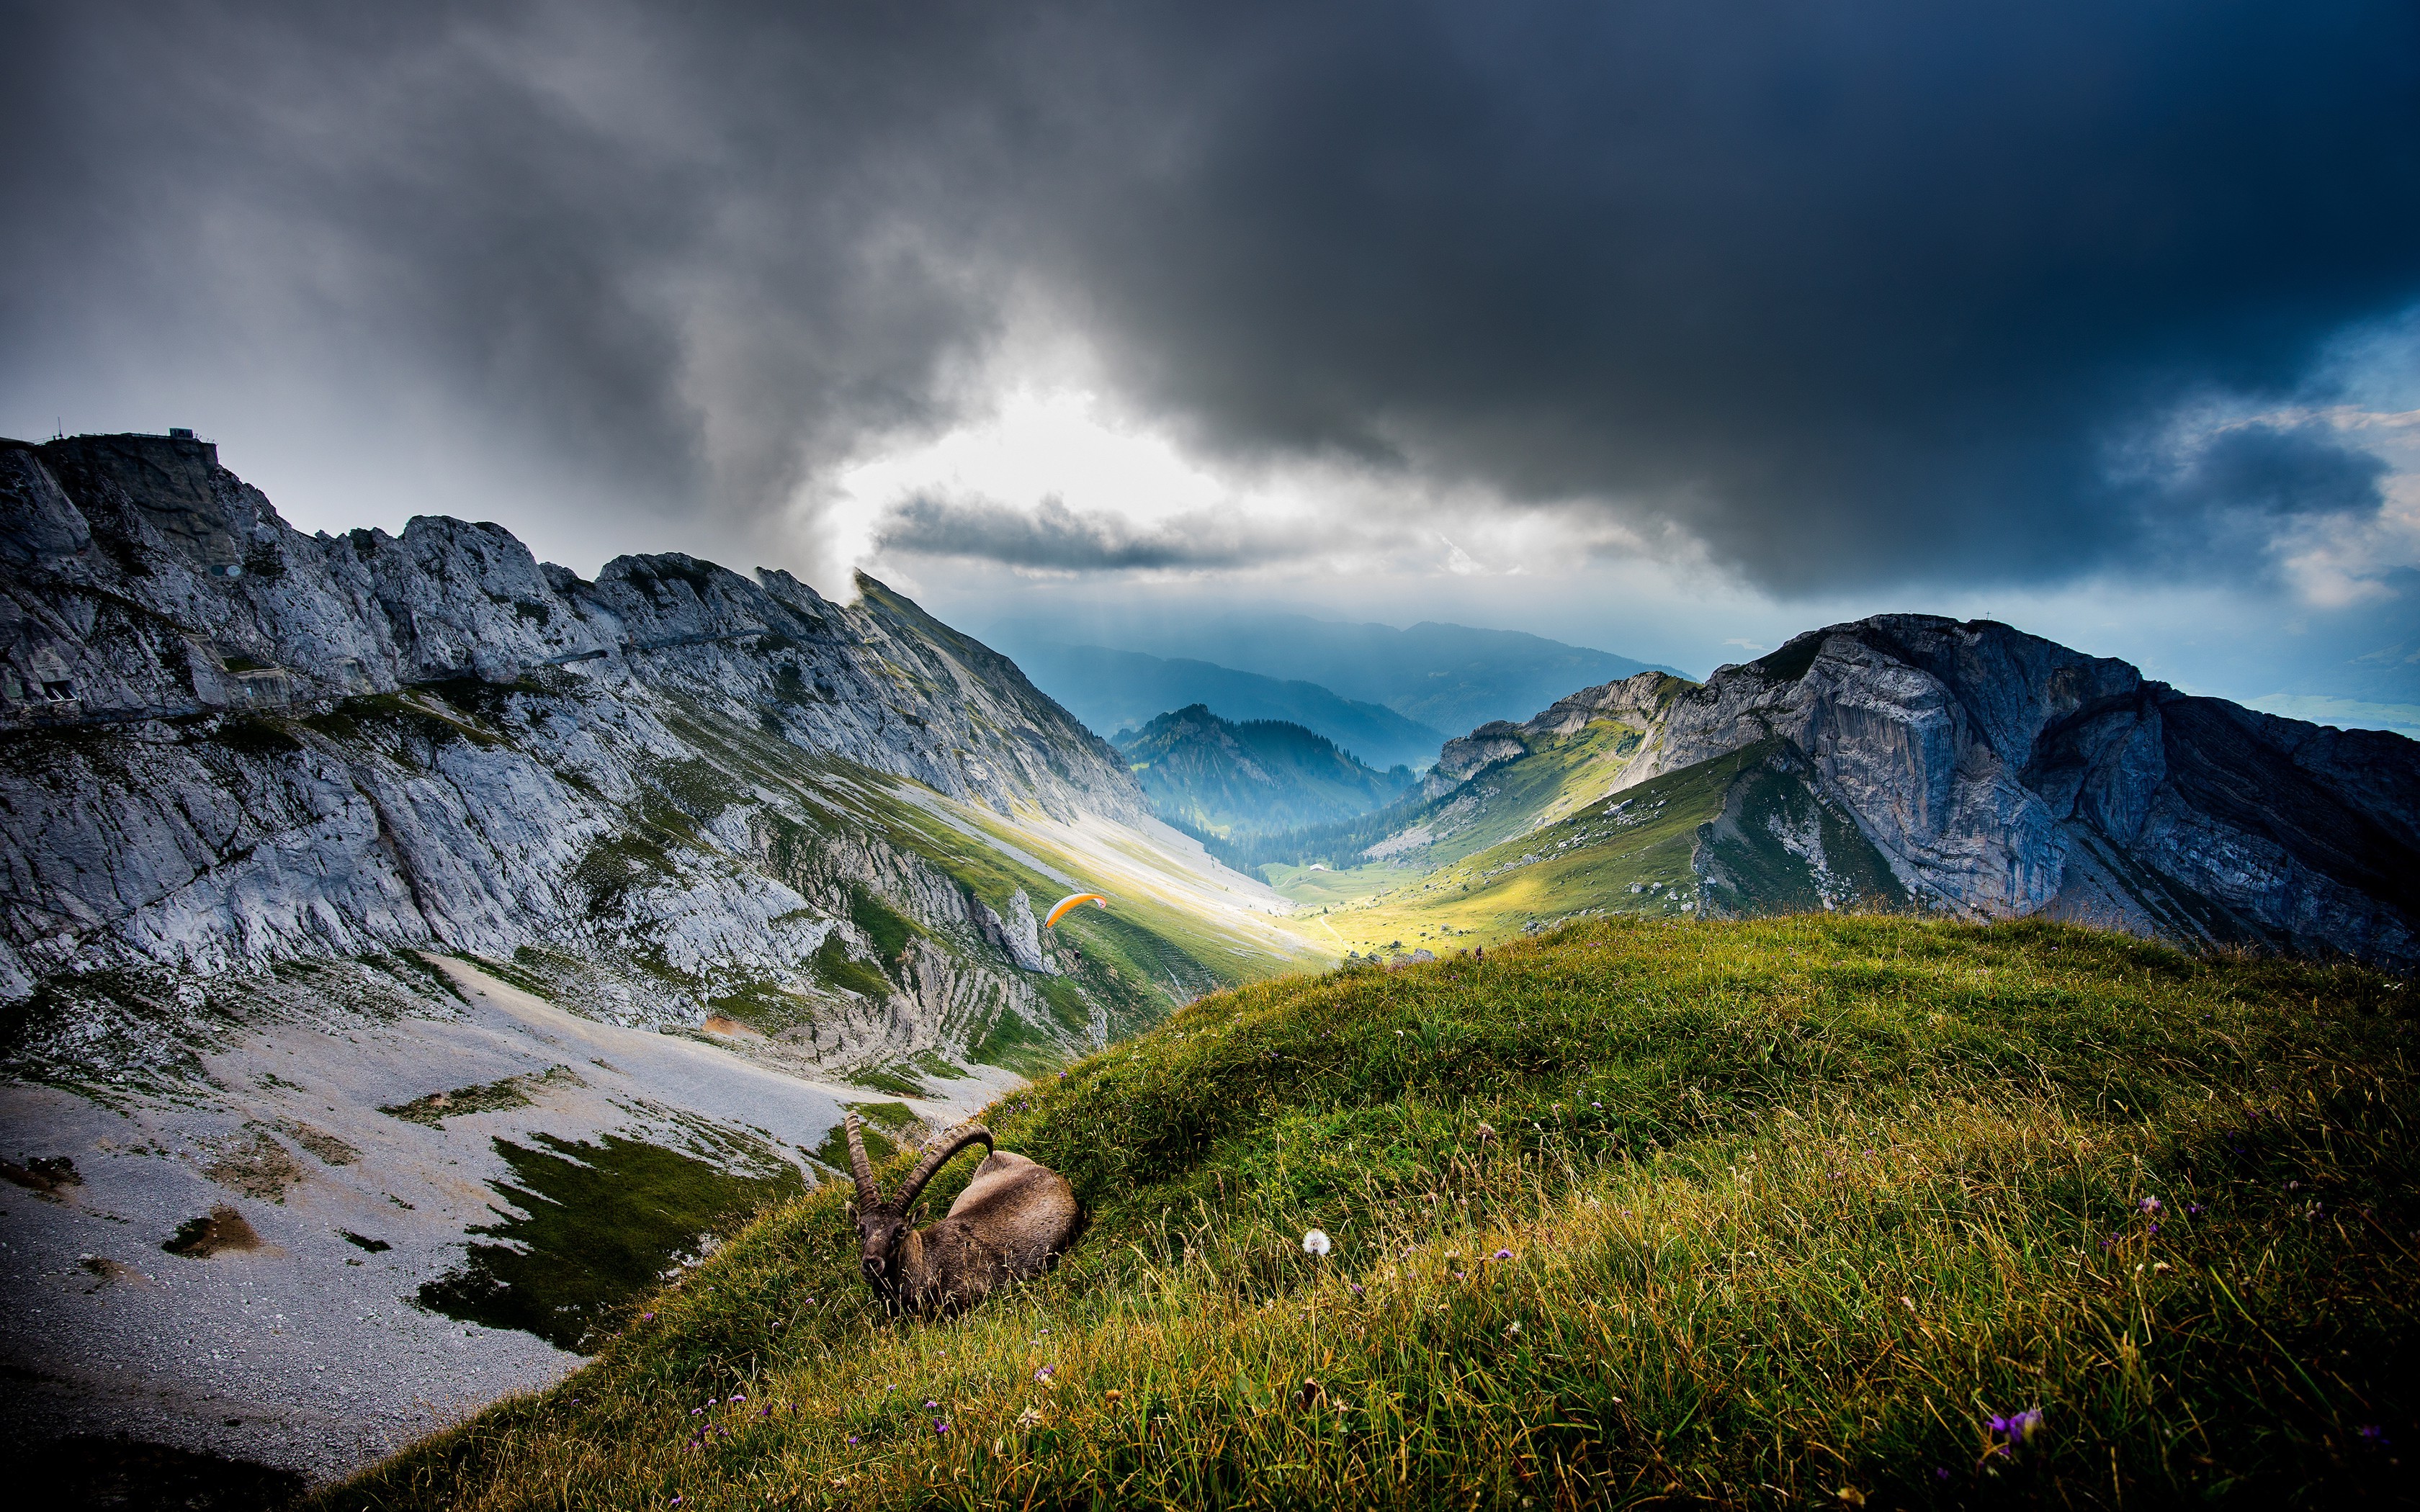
[0,433,1144,1028]
[1605,616,2418,968]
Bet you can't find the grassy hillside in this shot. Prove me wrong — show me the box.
[1217,711,1651,878]
[1282,740,1906,959]
[326,917,2414,1510]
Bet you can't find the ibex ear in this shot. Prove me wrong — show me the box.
[844,1200,857,1223]
[914,1201,930,1225]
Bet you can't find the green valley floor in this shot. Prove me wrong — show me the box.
[322,917,2415,1509]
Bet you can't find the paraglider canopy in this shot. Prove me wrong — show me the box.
[1044,892,1109,929]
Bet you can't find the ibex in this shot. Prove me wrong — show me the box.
[843,1114,1079,1315]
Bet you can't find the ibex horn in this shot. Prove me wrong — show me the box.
[843,1113,879,1205]
[895,1123,995,1212]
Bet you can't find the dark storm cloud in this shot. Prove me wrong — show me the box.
[8,1,2419,590]
[2133,420,2390,579]
[880,495,1306,572]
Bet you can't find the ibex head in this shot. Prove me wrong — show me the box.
[843,1114,995,1302]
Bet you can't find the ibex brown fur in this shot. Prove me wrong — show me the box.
[844,1114,1078,1315]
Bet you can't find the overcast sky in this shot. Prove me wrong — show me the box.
[7,1,2419,729]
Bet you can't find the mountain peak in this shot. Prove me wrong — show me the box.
[1116,703,1413,839]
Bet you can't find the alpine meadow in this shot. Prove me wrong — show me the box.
[323,917,2416,1509]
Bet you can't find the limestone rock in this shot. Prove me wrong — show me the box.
[1594,616,2417,968]
[0,433,1157,1070]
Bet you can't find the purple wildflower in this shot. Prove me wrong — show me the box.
[933,1419,951,1435]
[925,1400,939,1410]
[1035,1365,1055,1382]
[730,1393,745,1402]
[2358,1424,2390,1446]
[1494,1248,1514,1261]
[2139,1197,2161,1214]
[642,1312,656,1321]
[2148,1222,2161,1235]
[1934,1468,1950,1482]
[1349,1282,1365,1296]
[1987,1406,2045,1459]
[846,1435,861,1446]
[2186,1204,2205,1216]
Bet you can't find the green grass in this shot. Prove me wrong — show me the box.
[704,976,825,1037]
[418,1129,807,1351]
[812,934,894,1001]
[323,916,2416,1509]
[1303,744,1757,953]
[377,1066,584,1127]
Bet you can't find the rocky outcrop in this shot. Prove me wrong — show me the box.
[0,432,1160,1068]
[1420,724,1528,800]
[1608,616,2418,968]
[1420,671,1690,799]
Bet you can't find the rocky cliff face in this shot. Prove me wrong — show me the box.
[1420,673,1691,800]
[1603,616,2418,968]
[0,432,1177,1073]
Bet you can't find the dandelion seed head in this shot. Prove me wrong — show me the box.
[1303,1229,1332,1256]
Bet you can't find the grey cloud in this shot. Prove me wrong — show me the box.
[2128,420,2391,581]
[2161,424,2388,525]
[879,495,1306,572]
[7,1,2419,592]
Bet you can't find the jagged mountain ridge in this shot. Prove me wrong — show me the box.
[0,432,1299,1063]
[1113,704,1415,838]
[3,433,1139,823]
[1297,616,2418,969]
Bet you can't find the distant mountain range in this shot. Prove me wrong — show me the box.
[1255,616,2420,971]
[1011,643,1445,770]
[984,612,1688,744]
[1114,705,1415,838]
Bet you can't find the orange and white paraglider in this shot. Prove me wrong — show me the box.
[1044,892,1109,928]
